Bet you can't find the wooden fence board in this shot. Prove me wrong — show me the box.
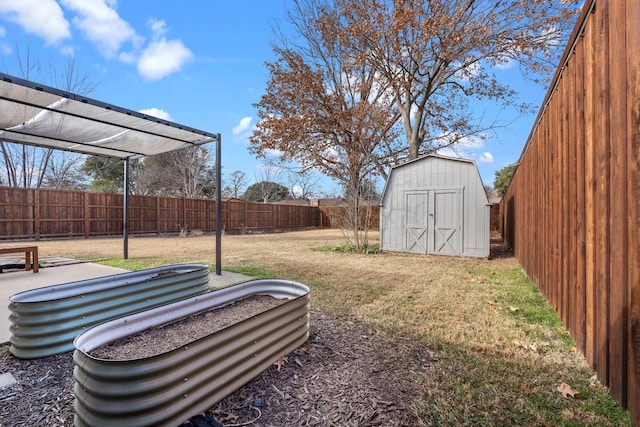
[560,71,569,325]
[574,35,587,355]
[501,0,640,421]
[593,2,610,383]
[583,12,596,368]
[565,59,575,333]
[550,94,560,313]
[608,0,629,405]
[627,0,640,418]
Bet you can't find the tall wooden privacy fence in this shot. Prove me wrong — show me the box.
[0,188,320,240]
[500,0,640,422]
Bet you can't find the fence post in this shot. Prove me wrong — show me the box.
[34,188,40,240]
[85,192,90,238]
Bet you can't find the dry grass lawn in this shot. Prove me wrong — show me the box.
[32,229,630,426]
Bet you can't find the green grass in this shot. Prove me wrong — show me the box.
[95,257,208,271]
[222,266,272,279]
[432,265,632,426]
[473,266,576,347]
[34,231,631,425]
[313,242,379,254]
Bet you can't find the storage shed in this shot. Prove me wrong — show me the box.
[379,154,490,258]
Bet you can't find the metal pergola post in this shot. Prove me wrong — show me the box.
[123,157,130,259]
[215,134,222,276]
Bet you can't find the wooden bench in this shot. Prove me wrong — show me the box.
[0,246,39,273]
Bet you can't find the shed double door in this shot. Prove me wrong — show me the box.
[404,189,462,256]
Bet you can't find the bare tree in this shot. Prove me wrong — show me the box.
[222,170,248,198]
[41,152,86,190]
[484,185,497,200]
[170,146,216,199]
[329,0,580,160]
[0,48,96,188]
[286,168,322,200]
[250,0,400,249]
[135,146,216,198]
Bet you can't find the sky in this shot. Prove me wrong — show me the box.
[0,0,554,196]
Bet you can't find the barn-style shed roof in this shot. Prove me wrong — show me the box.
[380,154,486,204]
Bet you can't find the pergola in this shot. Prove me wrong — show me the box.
[0,72,223,275]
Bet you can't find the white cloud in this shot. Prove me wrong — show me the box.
[232,116,257,144]
[136,18,192,81]
[291,185,303,198]
[232,117,253,135]
[0,26,10,55]
[61,0,140,58]
[0,1,192,81]
[118,50,137,64]
[434,132,487,151]
[58,44,76,57]
[148,18,166,37]
[435,147,460,159]
[458,134,486,150]
[137,32,192,80]
[264,148,284,157]
[435,145,493,165]
[139,108,171,121]
[0,0,70,45]
[477,152,494,164]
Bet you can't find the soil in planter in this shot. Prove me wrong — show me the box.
[90,295,285,360]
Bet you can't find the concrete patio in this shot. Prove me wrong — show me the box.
[0,261,251,345]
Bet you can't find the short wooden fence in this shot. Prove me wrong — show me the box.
[0,188,320,240]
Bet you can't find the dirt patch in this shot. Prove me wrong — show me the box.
[489,238,513,259]
[90,295,283,360]
[0,310,435,426]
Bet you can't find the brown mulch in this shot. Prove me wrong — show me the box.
[0,310,436,427]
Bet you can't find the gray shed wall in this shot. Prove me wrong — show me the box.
[380,156,490,258]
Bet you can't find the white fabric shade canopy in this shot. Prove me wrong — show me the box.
[0,72,222,271]
[0,73,219,159]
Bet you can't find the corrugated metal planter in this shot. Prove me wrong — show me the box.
[72,279,310,427]
[9,264,210,359]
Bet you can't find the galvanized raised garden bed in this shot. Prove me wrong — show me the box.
[72,279,310,427]
[9,264,210,359]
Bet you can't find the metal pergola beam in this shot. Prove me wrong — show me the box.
[0,72,223,274]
